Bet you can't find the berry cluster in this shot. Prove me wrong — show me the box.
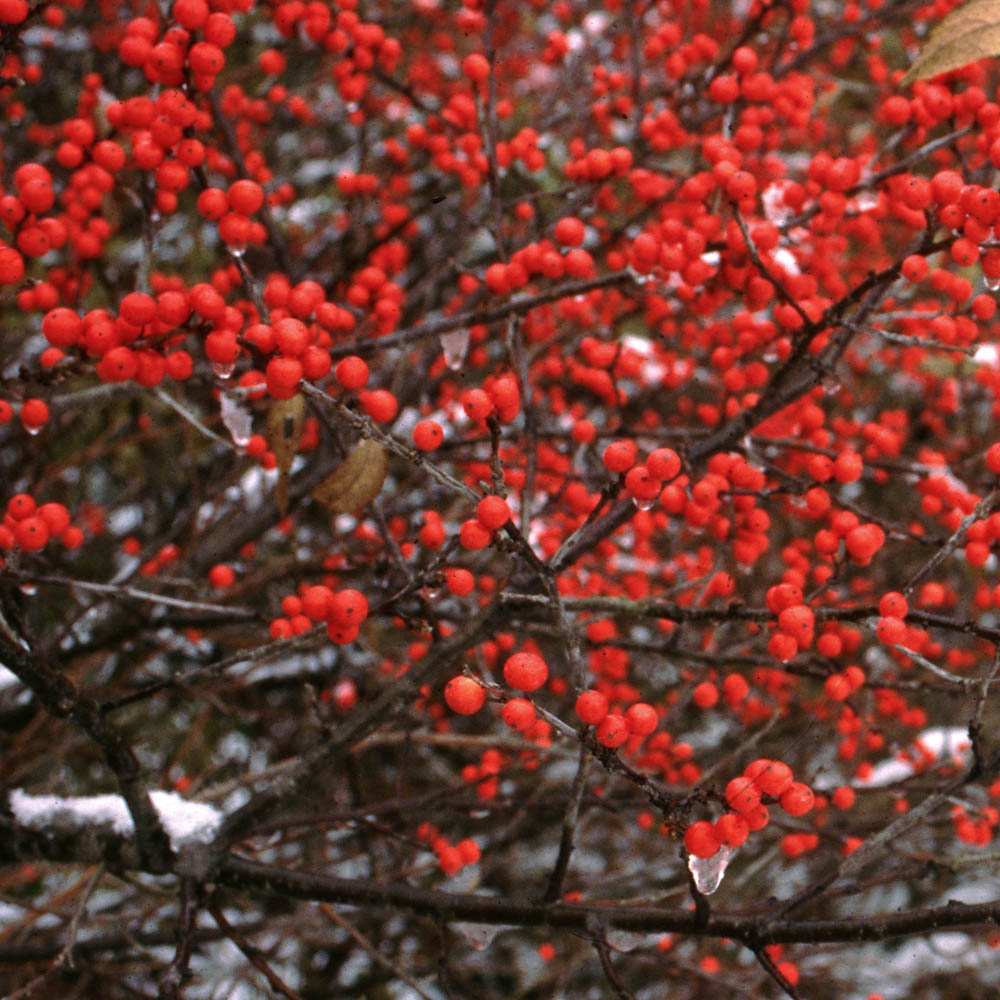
[684,759,814,859]
[0,494,81,551]
[416,822,480,877]
[269,584,369,643]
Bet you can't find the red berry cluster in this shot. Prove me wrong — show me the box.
[0,494,80,552]
[684,759,814,859]
[416,822,480,877]
[269,584,369,643]
[573,688,661,749]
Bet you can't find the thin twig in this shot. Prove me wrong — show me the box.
[207,902,303,1000]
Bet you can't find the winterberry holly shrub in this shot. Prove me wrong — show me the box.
[6,1,1000,997]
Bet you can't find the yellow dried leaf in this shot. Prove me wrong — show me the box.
[901,0,1000,85]
[313,439,389,514]
[266,394,305,516]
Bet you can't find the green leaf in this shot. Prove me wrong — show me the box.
[901,0,1000,86]
[313,439,389,515]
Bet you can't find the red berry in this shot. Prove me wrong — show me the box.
[624,702,658,735]
[41,308,81,348]
[208,564,235,588]
[825,672,851,700]
[502,697,536,731]
[487,375,520,420]
[602,439,636,473]
[595,713,628,748]
[684,820,720,859]
[722,674,749,705]
[725,776,762,816]
[37,503,69,534]
[273,318,309,357]
[21,398,49,430]
[476,495,511,530]
[845,523,884,563]
[327,621,360,644]
[360,389,398,423]
[878,591,908,617]
[554,215,586,246]
[766,584,804,614]
[779,781,815,816]
[413,419,444,451]
[462,53,490,84]
[460,519,492,549]
[832,786,856,810]
[832,450,863,483]
[301,585,334,620]
[876,615,906,645]
[120,292,156,326]
[438,845,463,875]
[0,0,28,24]
[0,247,24,284]
[692,682,719,709]
[173,0,209,30]
[461,388,493,422]
[714,812,750,848]
[335,355,369,390]
[625,465,660,501]
[266,356,303,397]
[420,513,446,549]
[445,676,486,715]
[14,516,48,551]
[329,589,369,625]
[748,759,794,798]
[197,188,228,220]
[647,447,681,481]
[444,567,475,596]
[503,652,548,691]
[575,690,609,725]
[7,493,36,520]
[228,179,264,215]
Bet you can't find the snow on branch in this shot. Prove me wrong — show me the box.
[9,789,222,855]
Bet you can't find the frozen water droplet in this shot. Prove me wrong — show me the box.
[855,190,879,212]
[212,361,235,379]
[25,425,42,436]
[440,328,469,370]
[19,583,37,596]
[453,922,502,950]
[632,495,655,510]
[605,929,651,952]
[986,276,1000,292]
[422,585,442,601]
[688,845,734,895]
[229,244,246,258]
[220,392,252,446]
[625,264,654,285]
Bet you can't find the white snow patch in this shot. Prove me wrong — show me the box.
[772,247,800,276]
[0,664,21,690]
[974,343,999,367]
[10,789,222,852]
[762,182,794,224]
[148,791,223,848]
[855,726,971,788]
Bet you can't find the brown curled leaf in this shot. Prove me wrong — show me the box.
[313,439,389,514]
[901,0,1000,85]
[266,394,305,516]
